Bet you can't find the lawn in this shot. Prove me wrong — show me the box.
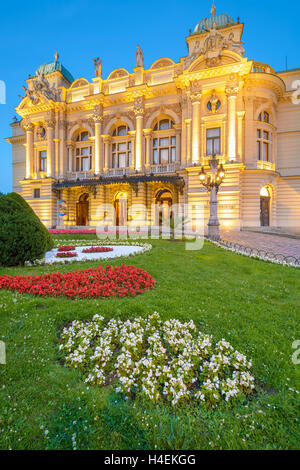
[0,236,299,450]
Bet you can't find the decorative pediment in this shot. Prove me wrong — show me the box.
[150,58,175,70]
[70,78,89,88]
[185,22,245,70]
[108,68,129,80]
[188,50,243,72]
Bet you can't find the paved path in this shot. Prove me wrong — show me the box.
[220,230,300,259]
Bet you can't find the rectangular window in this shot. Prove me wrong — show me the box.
[257,141,261,160]
[118,143,127,152]
[39,151,47,172]
[206,128,221,156]
[171,147,176,163]
[118,153,126,168]
[34,188,40,199]
[159,137,169,147]
[263,142,269,162]
[81,157,89,171]
[160,148,169,164]
[153,149,158,164]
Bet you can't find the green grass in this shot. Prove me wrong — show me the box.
[0,237,299,450]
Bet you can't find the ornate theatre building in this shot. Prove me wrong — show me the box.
[8,6,300,231]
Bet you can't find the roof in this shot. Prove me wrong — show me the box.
[36,58,74,83]
[194,13,236,34]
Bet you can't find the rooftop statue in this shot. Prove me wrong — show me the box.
[136,45,144,68]
[93,58,102,78]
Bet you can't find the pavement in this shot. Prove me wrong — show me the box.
[220,230,300,259]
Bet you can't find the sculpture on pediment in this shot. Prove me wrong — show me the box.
[22,73,57,104]
[227,32,245,56]
[136,45,144,68]
[93,58,102,78]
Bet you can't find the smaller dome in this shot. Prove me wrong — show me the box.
[36,53,74,83]
[194,13,235,34]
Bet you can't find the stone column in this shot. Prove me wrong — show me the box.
[128,131,136,169]
[46,119,55,177]
[226,85,239,161]
[102,135,111,171]
[185,118,192,165]
[174,125,181,165]
[237,111,245,161]
[59,119,67,177]
[190,85,202,165]
[143,129,152,170]
[92,105,103,174]
[24,120,34,179]
[66,142,74,174]
[134,97,144,171]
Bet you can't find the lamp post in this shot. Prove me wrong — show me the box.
[199,155,225,241]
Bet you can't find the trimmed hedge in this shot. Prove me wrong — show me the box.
[0,193,53,266]
[5,192,53,251]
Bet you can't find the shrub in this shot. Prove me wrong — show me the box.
[6,192,53,251]
[0,194,52,266]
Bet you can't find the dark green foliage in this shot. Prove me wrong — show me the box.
[6,192,53,251]
[0,193,53,266]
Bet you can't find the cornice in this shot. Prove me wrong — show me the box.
[175,60,253,89]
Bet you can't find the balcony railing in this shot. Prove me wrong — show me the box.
[63,164,180,181]
[103,168,135,178]
[252,62,274,74]
[66,171,95,180]
[147,163,180,174]
[257,160,275,171]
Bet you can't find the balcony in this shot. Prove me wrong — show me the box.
[257,160,275,171]
[147,163,180,174]
[66,171,95,181]
[252,62,275,74]
[103,168,135,178]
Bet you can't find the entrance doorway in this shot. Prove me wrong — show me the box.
[76,193,89,226]
[156,190,173,226]
[114,192,128,226]
[260,187,270,227]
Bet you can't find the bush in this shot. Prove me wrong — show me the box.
[6,192,53,251]
[0,194,52,266]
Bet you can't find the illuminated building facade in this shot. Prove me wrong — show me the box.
[8,7,300,232]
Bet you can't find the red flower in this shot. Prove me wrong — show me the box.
[0,265,155,299]
[82,247,113,254]
[56,252,78,258]
[57,246,76,252]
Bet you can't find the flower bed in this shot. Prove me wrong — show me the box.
[49,229,97,235]
[0,265,155,299]
[56,251,78,258]
[57,246,76,252]
[60,313,255,406]
[82,246,113,254]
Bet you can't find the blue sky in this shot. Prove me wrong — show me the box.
[0,0,299,193]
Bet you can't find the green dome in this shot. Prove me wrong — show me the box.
[194,13,235,34]
[36,55,74,84]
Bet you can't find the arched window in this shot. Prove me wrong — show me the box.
[256,112,272,162]
[152,118,177,165]
[258,111,270,123]
[74,130,92,171]
[111,124,132,168]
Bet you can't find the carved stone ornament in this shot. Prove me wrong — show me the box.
[226,84,239,97]
[134,96,145,116]
[190,81,202,103]
[91,104,103,123]
[207,91,221,113]
[36,125,46,140]
[23,117,34,132]
[23,72,58,104]
[184,15,245,69]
